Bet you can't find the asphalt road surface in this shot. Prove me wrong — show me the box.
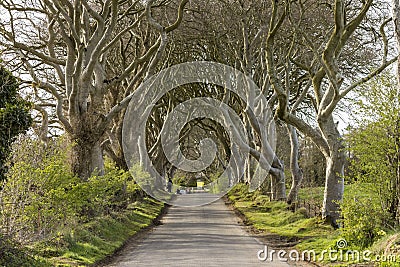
[105,193,290,267]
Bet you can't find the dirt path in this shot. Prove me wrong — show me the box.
[104,193,291,267]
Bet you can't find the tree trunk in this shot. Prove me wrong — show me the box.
[114,119,129,170]
[287,125,303,205]
[322,153,345,228]
[320,116,345,228]
[103,131,128,171]
[244,157,250,184]
[270,157,286,201]
[244,155,254,184]
[152,150,169,190]
[72,138,104,180]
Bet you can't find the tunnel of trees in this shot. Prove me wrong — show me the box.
[1,0,400,265]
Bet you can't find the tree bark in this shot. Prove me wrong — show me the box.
[270,157,286,201]
[320,116,345,228]
[244,156,252,184]
[0,0,189,180]
[287,125,303,205]
[264,0,393,227]
[322,154,345,228]
[72,138,104,180]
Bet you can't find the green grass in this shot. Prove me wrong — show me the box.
[298,183,380,204]
[33,197,164,266]
[0,236,52,267]
[228,184,344,264]
[228,183,400,266]
[228,184,338,247]
[298,186,324,203]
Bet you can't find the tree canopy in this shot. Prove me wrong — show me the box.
[0,65,32,182]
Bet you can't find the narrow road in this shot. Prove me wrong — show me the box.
[105,194,290,267]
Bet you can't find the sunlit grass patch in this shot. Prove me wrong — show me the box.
[36,197,165,266]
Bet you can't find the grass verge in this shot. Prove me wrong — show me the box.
[0,236,51,267]
[228,183,400,266]
[30,197,165,267]
[227,184,341,265]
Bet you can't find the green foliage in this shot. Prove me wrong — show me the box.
[299,184,391,249]
[340,183,388,248]
[45,197,163,266]
[0,136,158,265]
[298,186,324,203]
[370,233,400,266]
[0,65,32,181]
[299,137,326,187]
[208,171,229,193]
[72,159,143,221]
[345,72,400,239]
[347,118,399,214]
[172,171,196,187]
[230,183,398,264]
[0,235,51,267]
[1,137,78,243]
[1,137,144,241]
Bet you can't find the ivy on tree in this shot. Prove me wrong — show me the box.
[0,65,32,181]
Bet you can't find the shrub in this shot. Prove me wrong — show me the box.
[340,186,388,248]
[0,136,143,245]
[1,137,78,243]
[0,234,50,267]
[0,65,32,182]
[74,159,143,221]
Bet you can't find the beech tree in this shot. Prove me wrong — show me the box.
[145,85,234,186]
[266,0,396,226]
[0,0,188,180]
[166,0,289,200]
